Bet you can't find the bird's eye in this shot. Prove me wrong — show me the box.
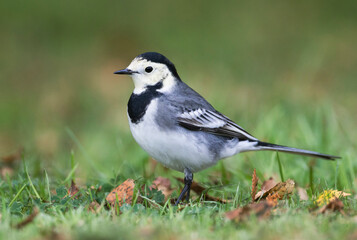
[145,66,153,73]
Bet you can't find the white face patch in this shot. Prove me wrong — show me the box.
[126,58,177,94]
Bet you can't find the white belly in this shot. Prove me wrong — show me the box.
[128,99,217,173]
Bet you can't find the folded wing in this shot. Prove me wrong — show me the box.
[177,108,257,141]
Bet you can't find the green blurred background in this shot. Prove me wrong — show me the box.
[1,0,356,188]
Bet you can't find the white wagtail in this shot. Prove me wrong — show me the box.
[114,52,340,205]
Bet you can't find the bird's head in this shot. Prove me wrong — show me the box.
[114,52,180,94]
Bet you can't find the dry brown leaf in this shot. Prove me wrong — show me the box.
[269,179,295,199]
[67,180,80,198]
[150,177,174,200]
[106,179,135,206]
[175,177,230,203]
[225,206,251,221]
[297,187,309,201]
[266,192,279,207]
[255,179,295,201]
[251,169,259,202]
[225,200,274,222]
[317,198,345,215]
[14,207,39,229]
[254,177,276,200]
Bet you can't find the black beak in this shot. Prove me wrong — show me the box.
[114,68,138,75]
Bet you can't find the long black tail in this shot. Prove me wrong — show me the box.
[256,141,340,160]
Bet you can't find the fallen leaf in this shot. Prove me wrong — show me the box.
[297,187,308,201]
[251,169,259,202]
[317,198,345,215]
[255,179,295,201]
[150,177,174,200]
[14,207,39,229]
[106,179,135,207]
[315,190,351,206]
[225,200,274,222]
[67,180,80,198]
[266,193,279,207]
[254,177,276,200]
[225,206,250,221]
[270,179,295,199]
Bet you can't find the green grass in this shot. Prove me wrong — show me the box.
[1,106,356,240]
[1,0,357,239]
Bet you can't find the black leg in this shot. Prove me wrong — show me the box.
[185,176,192,201]
[174,168,193,206]
[175,184,190,205]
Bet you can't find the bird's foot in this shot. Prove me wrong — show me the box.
[174,168,193,206]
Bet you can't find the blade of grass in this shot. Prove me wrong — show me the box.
[160,199,171,216]
[334,160,339,189]
[309,160,315,195]
[6,173,13,197]
[63,163,79,184]
[44,169,51,202]
[276,152,285,182]
[139,195,163,209]
[70,150,75,182]
[233,183,240,208]
[24,163,41,199]
[8,184,27,207]
[25,187,34,201]
[88,188,94,202]
[2,197,6,218]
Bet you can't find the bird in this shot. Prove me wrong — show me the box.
[114,52,340,205]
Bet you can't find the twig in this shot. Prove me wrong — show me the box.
[14,207,39,229]
[251,169,259,202]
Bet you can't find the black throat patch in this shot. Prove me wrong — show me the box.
[127,82,163,124]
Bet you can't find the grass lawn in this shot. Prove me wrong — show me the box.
[1,102,356,240]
